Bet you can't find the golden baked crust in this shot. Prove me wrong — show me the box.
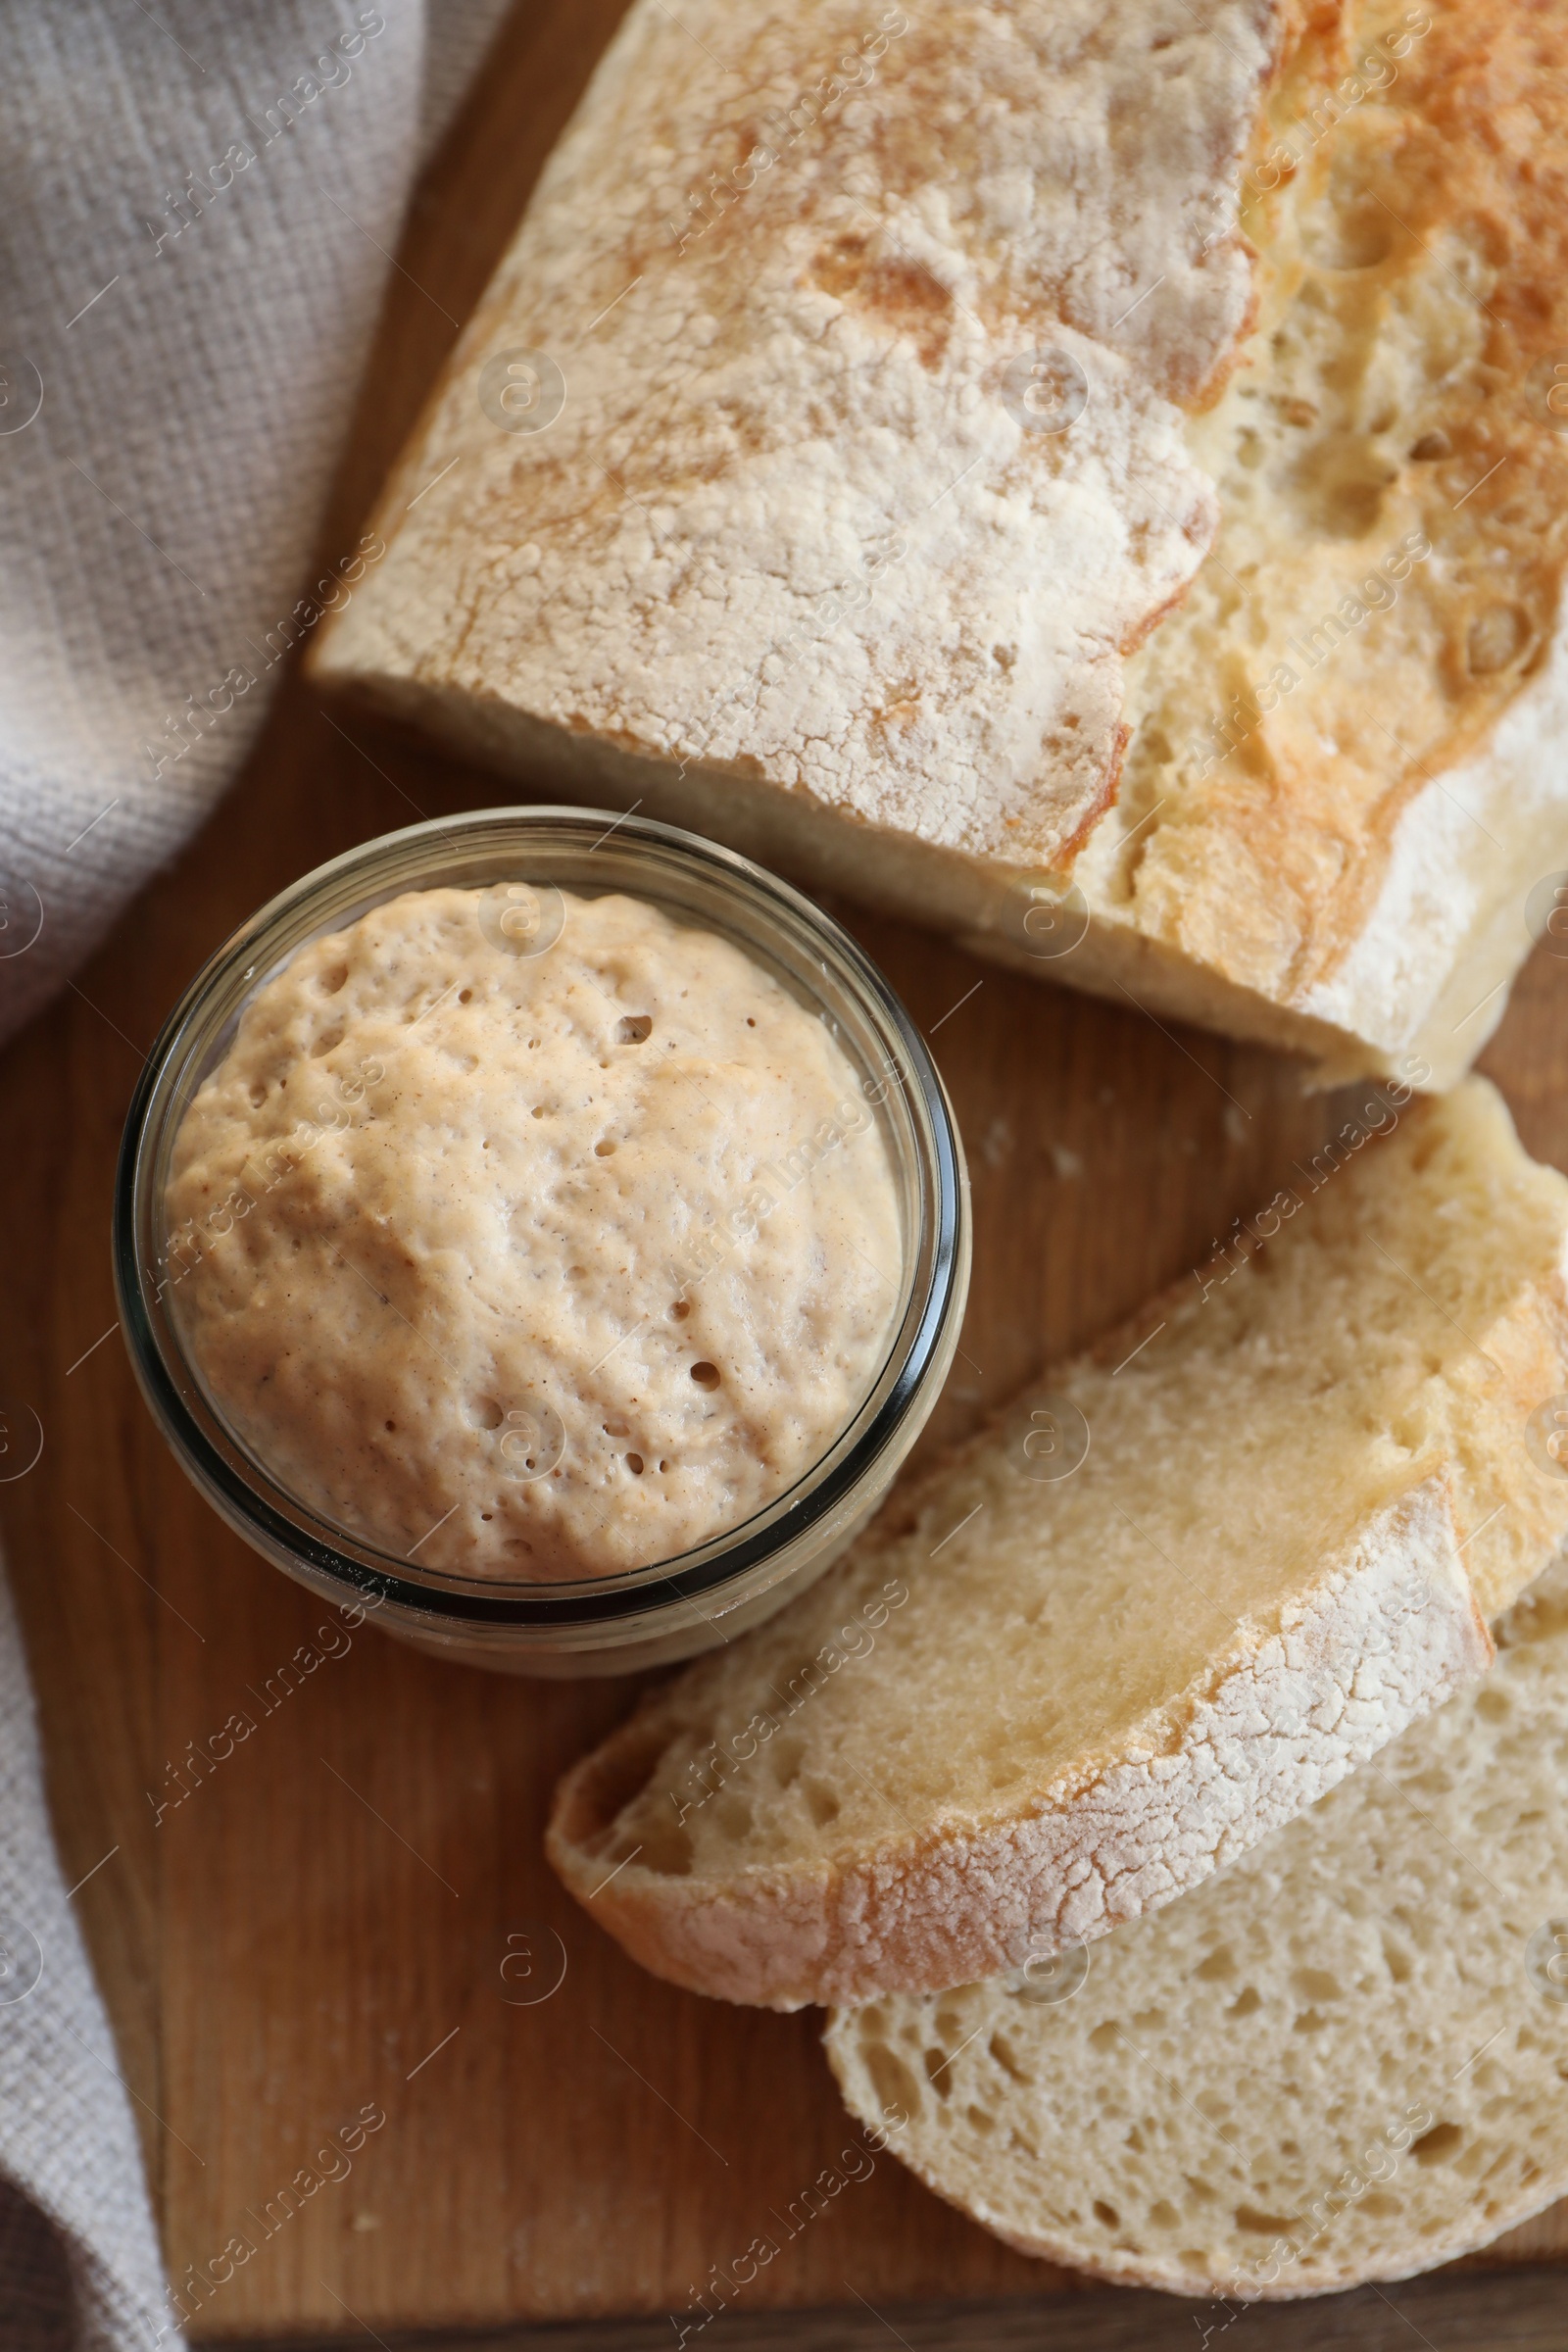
[1104,0,1568,1015]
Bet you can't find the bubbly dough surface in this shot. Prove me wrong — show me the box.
[166,885,902,1581]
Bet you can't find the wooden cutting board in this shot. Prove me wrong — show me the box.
[3,5,1566,2341]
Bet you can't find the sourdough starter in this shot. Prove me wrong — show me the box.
[165,885,901,1579]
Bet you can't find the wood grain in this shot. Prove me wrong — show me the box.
[0,4,1564,2343]
[216,2266,1568,2352]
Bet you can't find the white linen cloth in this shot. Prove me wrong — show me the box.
[0,4,511,2340]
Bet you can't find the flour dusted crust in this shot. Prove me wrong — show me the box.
[548,1084,1568,2009]
[826,1557,1568,2296]
[313,0,1292,862]
[551,1481,1492,2005]
[313,0,1288,880]
[313,0,1568,1083]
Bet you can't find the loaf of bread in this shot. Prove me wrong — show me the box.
[312,0,1568,1087]
[826,1550,1568,2297]
[549,1079,1568,2007]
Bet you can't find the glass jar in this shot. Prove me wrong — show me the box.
[115,808,970,1676]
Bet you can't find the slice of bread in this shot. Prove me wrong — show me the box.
[826,1550,1568,2299]
[549,1079,1568,2008]
[312,0,1568,1086]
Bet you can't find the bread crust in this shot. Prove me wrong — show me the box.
[548,1478,1492,2007]
[314,0,1568,1083]
[314,0,1291,874]
[1075,0,1568,1084]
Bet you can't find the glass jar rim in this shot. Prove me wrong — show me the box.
[114,807,967,1631]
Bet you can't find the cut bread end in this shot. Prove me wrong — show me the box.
[550,1079,1568,2009]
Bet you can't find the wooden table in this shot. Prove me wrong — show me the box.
[2,5,1565,2343]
